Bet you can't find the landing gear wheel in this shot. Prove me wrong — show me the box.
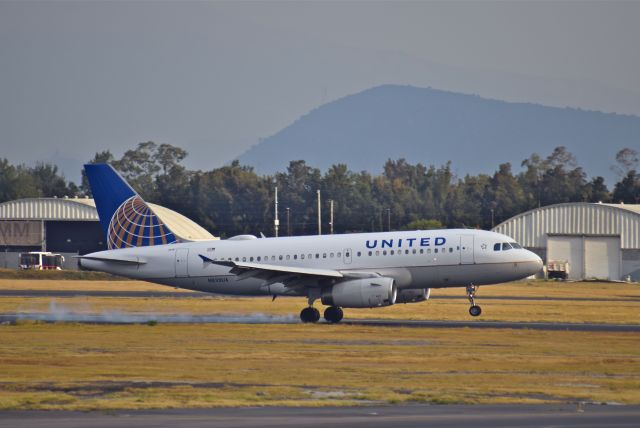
[469,305,482,317]
[466,284,482,317]
[300,307,320,323]
[324,306,344,323]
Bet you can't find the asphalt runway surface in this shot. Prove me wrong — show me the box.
[2,312,639,331]
[2,289,639,302]
[2,404,639,428]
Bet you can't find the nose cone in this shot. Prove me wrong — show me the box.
[525,250,544,277]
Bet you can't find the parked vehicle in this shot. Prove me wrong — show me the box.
[19,252,64,270]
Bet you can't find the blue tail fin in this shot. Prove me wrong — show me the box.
[84,164,177,250]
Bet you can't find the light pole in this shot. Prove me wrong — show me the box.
[286,207,291,236]
[317,189,322,235]
[274,186,279,237]
[329,199,334,235]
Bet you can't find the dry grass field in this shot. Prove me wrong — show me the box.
[0,278,639,410]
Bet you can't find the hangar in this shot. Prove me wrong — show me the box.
[0,197,216,269]
[493,203,640,281]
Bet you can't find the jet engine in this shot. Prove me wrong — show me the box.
[321,277,397,308]
[396,288,430,303]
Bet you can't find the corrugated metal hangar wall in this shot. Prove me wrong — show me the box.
[493,203,640,281]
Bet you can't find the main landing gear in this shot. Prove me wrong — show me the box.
[300,307,320,323]
[324,306,344,323]
[299,306,344,323]
[466,284,482,317]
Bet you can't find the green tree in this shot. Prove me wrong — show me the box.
[489,163,525,226]
[0,159,39,202]
[612,171,640,203]
[611,147,639,178]
[402,219,444,230]
[274,160,322,235]
[31,163,71,197]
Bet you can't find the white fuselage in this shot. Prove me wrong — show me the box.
[80,229,543,296]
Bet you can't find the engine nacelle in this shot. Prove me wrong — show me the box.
[321,277,397,308]
[396,288,430,304]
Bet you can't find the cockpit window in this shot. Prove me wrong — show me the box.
[493,243,501,251]
[501,242,513,251]
[511,242,523,249]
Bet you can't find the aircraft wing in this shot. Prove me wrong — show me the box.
[198,254,343,278]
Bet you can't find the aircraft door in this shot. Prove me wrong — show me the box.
[460,235,475,264]
[343,248,352,265]
[175,248,189,277]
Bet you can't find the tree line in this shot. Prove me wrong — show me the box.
[1,143,639,237]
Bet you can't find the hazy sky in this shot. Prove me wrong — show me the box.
[1,1,639,182]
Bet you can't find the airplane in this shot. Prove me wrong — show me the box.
[79,164,543,323]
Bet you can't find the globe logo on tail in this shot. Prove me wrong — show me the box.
[107,196,177,250]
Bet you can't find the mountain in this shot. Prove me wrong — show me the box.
[237,85,640,185]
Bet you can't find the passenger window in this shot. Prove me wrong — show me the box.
[338,252,342,257]
[375,251,380,256]
[315,254,320,259]
[357,252,361,257]
[271,256,275,261]
[449,248,453,253]
[301,254,305,259]
[330,253,334,258]
[257,256,261,261]
[286,255,290,260]
[434,249,438,254]
[493,243,501,251]
[294,255,297,260]
[308,254,312,259]
[323,253,327,258]
[427,249,431,254]
[412,249,417,254]
[383,250,387,256]
[368,251,372,256]
[390,250,394,255]
[405,250,409,255]
[235,257,239,261]
[250,257,254,261]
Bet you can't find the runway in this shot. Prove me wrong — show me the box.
[2,312,639,331]
[2,404,639,428]
[2,289,637,302]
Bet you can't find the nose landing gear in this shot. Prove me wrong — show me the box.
[466,284,482,317]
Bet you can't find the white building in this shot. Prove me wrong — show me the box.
[492,203,640,281]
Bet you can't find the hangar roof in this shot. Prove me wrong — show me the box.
[0,197,217,241]
[492,203,640,249]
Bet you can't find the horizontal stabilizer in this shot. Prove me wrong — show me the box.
[74,255,146,265]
